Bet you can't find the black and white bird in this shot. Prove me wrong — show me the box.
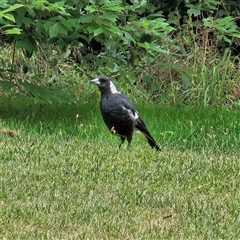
[90,76,161,151]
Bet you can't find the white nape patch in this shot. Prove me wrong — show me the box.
[110,81,120,94]
[90,77,100,84]
[122,106,139,120]
[134,129,147,142]
[133,111,139,119]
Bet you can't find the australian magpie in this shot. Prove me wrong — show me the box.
[90,76,161,151]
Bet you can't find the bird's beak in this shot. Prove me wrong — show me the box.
[90,78,100,85]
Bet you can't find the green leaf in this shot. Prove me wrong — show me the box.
[80,14,95,23]
[123,31,136,43]
[35,21,46,37]
[0,13,15,22]
[20,17,33,27]
[187,6,201,17]
[87,24,99,34]
[142,75,151,83]
[231,33,240,38]
[49,22,59,38]
[143,42,150,48]
[94,27,103,37]
[16,6,26,17]
[99,12,118,22]
[61,19,79,29]
[43,21,53,31]
[161,93,168,103]
[58,23,68,35]
[138,42,169,55]
[1,4,24,14]
[57,38,67,50]
[148,11,163,18]
[151,83,159,91]
[0,81,15,94]
[141,21,149,28]
[85,5,97,13]
[203,18,213,28]
[40,93,53,104]
[4,28,22,34]
[107,26,122,36]
[182,73,191,87]
[223,35,232,44]
[216,16,233,24]
[16,37,37,53]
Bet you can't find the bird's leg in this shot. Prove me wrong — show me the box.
[118,137,126,150]
[127,136,132,150]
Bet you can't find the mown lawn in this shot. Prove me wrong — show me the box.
[1,97,239,239]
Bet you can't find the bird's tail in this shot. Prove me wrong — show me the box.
[135,123,161,151]
[146,136,161,151]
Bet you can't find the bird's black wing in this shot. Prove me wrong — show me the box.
[120,97,160,151]
[100,94,136,138]
[120,96,139,119]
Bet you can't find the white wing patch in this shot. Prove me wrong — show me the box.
[110,81,120,94]
[122,106,139,120]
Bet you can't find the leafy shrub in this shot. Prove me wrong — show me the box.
[0,0,239,106]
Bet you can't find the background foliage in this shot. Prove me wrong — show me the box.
[0,0,240,105]
[1,3,240,237]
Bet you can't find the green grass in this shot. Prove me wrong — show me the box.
[1,96,240,239]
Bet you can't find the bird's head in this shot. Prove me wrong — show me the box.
[90,76,120,95]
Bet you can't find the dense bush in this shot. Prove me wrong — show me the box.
[0,0,239,105]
